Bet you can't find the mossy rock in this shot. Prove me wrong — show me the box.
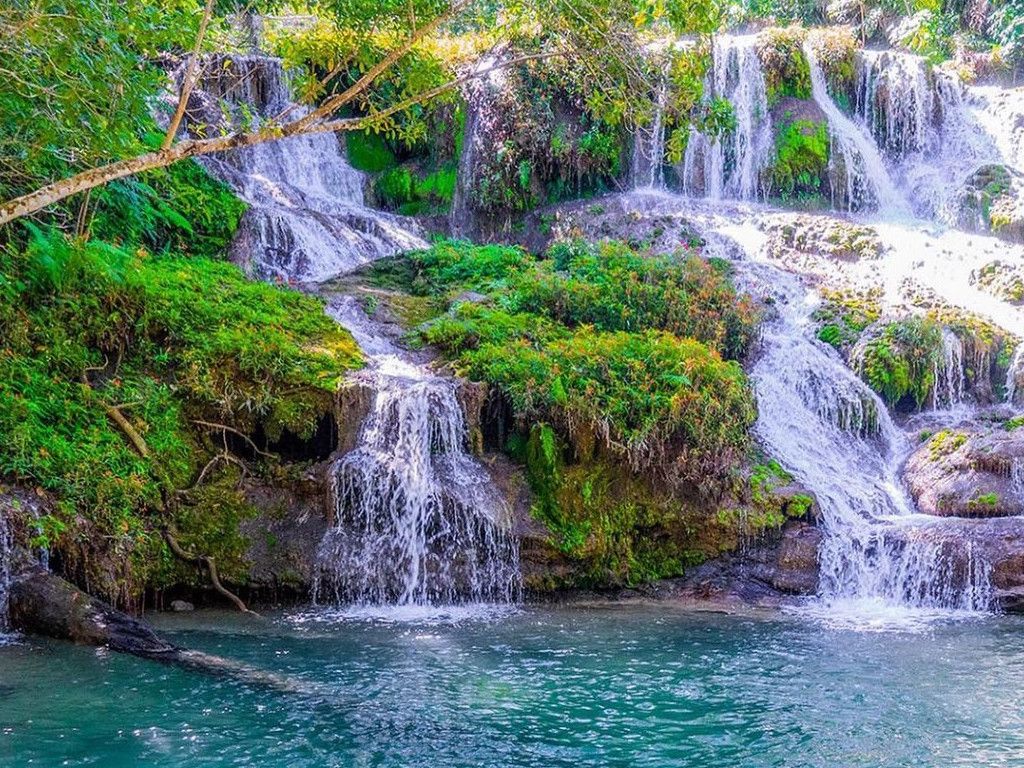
[765,102,830,203]
[952,164,1024,244]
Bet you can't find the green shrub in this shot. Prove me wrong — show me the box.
[858,316,942,408]
[90,157,246,258]
[347,130,397,172]
[758,27,812,106]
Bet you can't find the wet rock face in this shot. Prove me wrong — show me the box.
[661,521,822,605]
[951,165,1024,244]
[763,215,884,267]
[904,421,1024,518]
[514,194,704,255]
[238,464,333,596]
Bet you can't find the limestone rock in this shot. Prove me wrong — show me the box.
[904,422,1024,518]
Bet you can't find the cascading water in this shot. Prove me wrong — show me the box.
[804,42,909,216]
[1008,344,1024,405]
[632,61,670,189]
[313,297,521,611]
[0,511,12,634]
[681,34,772,200]
[612,192,1006,621]
[196,54,520,614]
[723,231,992,614]
[857,50,935,158]
[933,328,967,410]
[191,55,425,282]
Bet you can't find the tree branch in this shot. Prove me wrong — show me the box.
[0,41,566,226]
[290,0,472,132]
[162,0,216,151]
[163,528,258,616]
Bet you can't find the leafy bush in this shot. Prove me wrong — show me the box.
[90,156,246,258]
[758,27,812,105]
[857,316,942,408]
[411,239,758,486]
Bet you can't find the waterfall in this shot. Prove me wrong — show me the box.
[856,50,935,158]
[632,62,670,189]
[0,510,11,633]
[194,54,425,282]
[680,34,772,200]
[933,328,967,409]
[619,191,999,618]
[198,55,520,613]
[313,298,521,610]
[1013,459,1024,501]
[744,262,991,611]
[1008,343,1024,405]
[804,42,909,216]
[450,55,509,239]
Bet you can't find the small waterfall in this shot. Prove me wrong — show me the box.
[680,34,772,200]
[857,50,935,158]
[804,42,908,215]
[313,298,521,610]
[632,63,670,189]
[749,265,991,611]
[0,511,11,633]
[194,55,425,282]
[1007,343,1024,405]
[1012,459,1024,500]
[450,55,509,239]
[933,328,966,409]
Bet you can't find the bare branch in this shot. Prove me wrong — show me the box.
[162,0,216,151]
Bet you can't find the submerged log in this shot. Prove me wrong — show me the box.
[6,554,316,694]
[8,557,180,660]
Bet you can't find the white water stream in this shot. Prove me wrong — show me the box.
[195,55,426,282]
[199,54,520,615]
[313,297,521,611]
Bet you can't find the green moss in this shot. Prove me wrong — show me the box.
[967,492,1000,513]
[91,159,246,258]
[812,289,882,351]
[0,228,362,606]
[1005,416,1024,431]
[758,27,811,106]
[377,167,415,207]
[768,116,829,202]
[858,316,943,408]
[523,424,729,588]
[928,430,968,461]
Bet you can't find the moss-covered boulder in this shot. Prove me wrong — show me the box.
[757,26,811,106]
[904,423,1024,518]
[951,164,1024,244]
[765,101,831,204]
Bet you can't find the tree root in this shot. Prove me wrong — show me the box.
[81,369,259,616]
[163,528,259,617]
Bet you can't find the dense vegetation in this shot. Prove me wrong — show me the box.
[357,238,811,586]
[0,165,360,606]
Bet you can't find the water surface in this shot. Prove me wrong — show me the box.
[2,606,1023,766]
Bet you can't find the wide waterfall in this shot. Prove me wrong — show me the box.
[681,34,772,200]
[313,298,521,611]
[192,54,425,282]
